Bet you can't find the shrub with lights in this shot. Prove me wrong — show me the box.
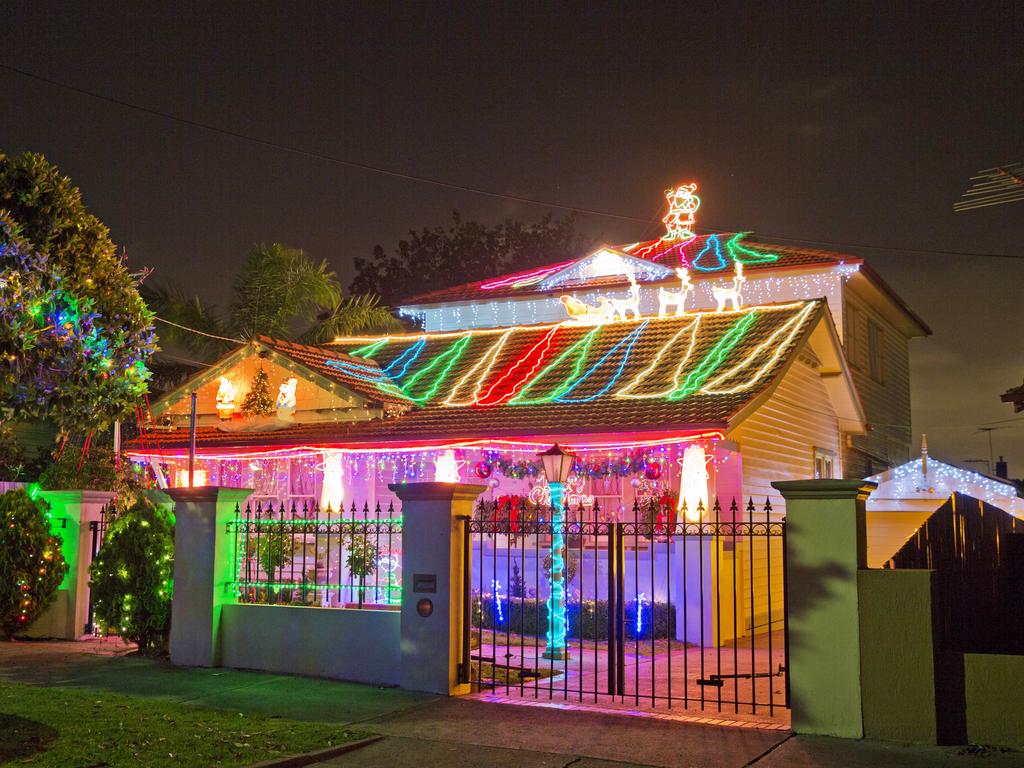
[89,497,174,652]
[0,489,68,639]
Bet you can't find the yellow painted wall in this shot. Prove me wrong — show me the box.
[159,353,369,426]
[865,510,932,567]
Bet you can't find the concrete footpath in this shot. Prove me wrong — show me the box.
[2,639,1023,768]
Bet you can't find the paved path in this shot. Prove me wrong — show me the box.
[2,639,1023,768]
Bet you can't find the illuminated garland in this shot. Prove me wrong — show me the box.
[480,261,574,291]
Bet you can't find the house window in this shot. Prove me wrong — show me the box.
[844,306,861,369]
[813,448,835,479]
[867,319,884,382]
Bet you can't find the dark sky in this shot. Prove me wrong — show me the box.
[2,1,1022,474]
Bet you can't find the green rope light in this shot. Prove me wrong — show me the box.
[724,233,780,264]
[347,339,389,358]
[669,312,757,400]
[383,334,473,404]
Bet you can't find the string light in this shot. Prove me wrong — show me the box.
[693,235,728,272]
[480,261,574,290]
[444,328,515,406]
[347,338,390,358]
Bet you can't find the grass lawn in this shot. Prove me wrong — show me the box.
[0,682,369,767]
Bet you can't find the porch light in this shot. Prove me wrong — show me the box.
[537,443,575,661]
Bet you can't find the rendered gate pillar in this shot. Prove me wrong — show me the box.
[391,482,484,695]
[29,490,114,639]
[167,487,252,667]
[772,479,875,738]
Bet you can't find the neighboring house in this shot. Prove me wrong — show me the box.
[865,441,1024,567]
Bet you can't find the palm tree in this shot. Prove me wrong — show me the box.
[143,243,403,366]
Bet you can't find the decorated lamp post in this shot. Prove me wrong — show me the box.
[538,443,575,661]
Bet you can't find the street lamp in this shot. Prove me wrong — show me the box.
[538,443,575,660]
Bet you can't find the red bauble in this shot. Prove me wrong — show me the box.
[644,463,663,480]
[474,461,493,479]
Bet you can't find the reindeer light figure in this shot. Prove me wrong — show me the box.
[609,273,642,321]
[711,262,746,311]
[657,267,693,317]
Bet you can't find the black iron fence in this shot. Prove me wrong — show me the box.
[227,501,402,609]
[85,503,114,634]
[462,497,788,717]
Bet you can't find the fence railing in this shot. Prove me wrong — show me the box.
[228,501,403,609]
[464,496,789,716]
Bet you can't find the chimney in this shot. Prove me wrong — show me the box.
[996,455,1008,480]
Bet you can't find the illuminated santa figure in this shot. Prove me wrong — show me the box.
[215,377,236,420]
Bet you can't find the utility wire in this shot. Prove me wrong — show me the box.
[154,316,244,343]
[4,62,1023,262]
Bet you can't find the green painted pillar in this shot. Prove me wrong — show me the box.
[30,490,114,639]
[772,479,875,738]
[390,482,484,695]
[167,487,252,667]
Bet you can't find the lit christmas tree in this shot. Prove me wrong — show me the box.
[0,490,68,639]
[241,367,275,416]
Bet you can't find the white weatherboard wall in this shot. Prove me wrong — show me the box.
[730,357,841,633]
[220,604,400,685]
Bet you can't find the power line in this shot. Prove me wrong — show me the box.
[4,62,1023,262]
[154,316,244,343]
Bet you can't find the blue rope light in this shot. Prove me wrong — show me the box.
[554,321,648,403]
[692,234,727,271]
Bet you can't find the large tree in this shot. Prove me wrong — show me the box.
[349,211,593,305]
[145,243,401,364]
[0,151,155,434]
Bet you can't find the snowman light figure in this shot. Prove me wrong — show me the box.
[433,449,465,483]
[276,378,298,420]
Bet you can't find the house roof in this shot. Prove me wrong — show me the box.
[129,299,863,453]
[149,336,413,416]
[399,234,859,307]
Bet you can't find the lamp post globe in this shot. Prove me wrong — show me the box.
[537,443,576,661]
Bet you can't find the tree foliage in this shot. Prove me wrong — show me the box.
[0,152,156,433]
[350,211,593,305]
[144,243,402,363]
[0,489,68,639]
[89,497,174,651]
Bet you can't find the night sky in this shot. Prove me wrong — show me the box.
[2,2,1022,474]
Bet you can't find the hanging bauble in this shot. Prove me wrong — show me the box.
[488,477,500,489]
[645,463,663,481]
[474,461,493,479]
[630,477,641,488]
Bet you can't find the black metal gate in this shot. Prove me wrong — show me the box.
[461,498,789,720]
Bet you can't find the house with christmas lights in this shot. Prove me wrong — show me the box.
[127,184,928,518]
[864,438,1024,567]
